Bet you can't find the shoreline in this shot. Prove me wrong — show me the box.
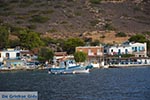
[1,65,150,72]
[109,64,150,68]
[0,67,49,72]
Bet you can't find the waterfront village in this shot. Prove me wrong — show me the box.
[0,40,150,71]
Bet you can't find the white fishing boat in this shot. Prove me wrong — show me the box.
[48,60,93,74]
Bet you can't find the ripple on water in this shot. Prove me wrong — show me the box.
[0,68,150,100]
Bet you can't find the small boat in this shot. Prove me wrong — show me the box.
[48,60,93,74]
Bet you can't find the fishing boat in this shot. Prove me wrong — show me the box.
[48,60,93,74]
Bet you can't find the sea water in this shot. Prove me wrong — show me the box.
[0,67,150,100]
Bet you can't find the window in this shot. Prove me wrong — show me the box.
[80,49,83,52]
[118,49,121,54]
[132,47,134,50]
[88,49,91,53]
[16,53,20,58]
[6,53,10,59]
[97,49,100,53]
[111,49,113,52]
[142,47,144,50]
[88,49,93,55]
[125,49,128,54]
[135,47,137,52]
[138,47,140,51]
[97,49,102,55]
[104,49,107,53]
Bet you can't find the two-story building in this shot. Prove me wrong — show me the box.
[0,48,39,68]
[105,42,147,57]
[0,48,35,62]
[131,42,147,57]
[76,46,104,63]
[0,49,21,62]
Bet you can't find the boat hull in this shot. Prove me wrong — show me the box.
[48,65,92,74]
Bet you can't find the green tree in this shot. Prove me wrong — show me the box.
[146,40,150,56]
[74,51,87,63]
[115,32,127,37]
[90,0,102,4]
[18,30,44,50]
[38,47,54,62]
[30,15,49,23]
[129,34,147,43]
[104,23,116,31]
[41,37,59,46]
[9,39,20,48]
[64,38,85,54]
[0,26,9,49]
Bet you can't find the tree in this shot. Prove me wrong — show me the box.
[90,0,102,4]
[9,39,20,48]
[64,38,85,54]
[18,30,44,50]
[115,32,127,37]
[129,34,147,43]
[74,51,87,63]
[146,40,150,56]
[104,23,116,31]
[41,37,56,46]
[0,26,9,49]
[38,47,54,62]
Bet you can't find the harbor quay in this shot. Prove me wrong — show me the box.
[0,41,149,71]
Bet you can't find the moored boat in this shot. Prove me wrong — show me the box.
[48,60,93,74]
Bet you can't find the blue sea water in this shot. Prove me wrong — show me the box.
[0,67,150,100]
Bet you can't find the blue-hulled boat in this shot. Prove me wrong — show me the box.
[48,60,93,74]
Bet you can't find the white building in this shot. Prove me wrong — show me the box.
[105,42,147,57]
[0,49,21,62]
[131,42,147,57]
[106,45,132,55]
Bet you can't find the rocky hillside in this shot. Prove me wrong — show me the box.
[0,0,150,43]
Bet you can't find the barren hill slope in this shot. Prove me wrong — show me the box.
[0,0,150,43]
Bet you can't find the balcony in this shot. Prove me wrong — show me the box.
[97,52,103,56]
[88,52,94,56]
